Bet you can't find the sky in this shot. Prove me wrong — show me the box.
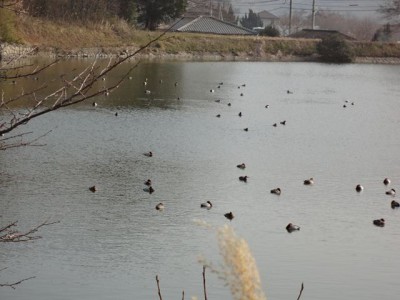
[230,0,389,20]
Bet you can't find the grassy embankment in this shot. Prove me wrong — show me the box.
[2,13,400,60]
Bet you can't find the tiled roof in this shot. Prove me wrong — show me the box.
[174,16,255,35]
[258,10,279,20]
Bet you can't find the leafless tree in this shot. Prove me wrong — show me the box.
[379,0,400,20]
[0,220,59,288]
[1,25,173,150]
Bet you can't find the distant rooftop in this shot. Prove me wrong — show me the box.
[171,16,255,36]
[258,10,279,20]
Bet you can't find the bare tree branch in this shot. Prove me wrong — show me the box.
[203,265,208,300]
[297,282,304,300]
[156,275,163,300]
[0,220,60,242]
[0,276,36,289]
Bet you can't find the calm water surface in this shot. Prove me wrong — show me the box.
[1,61,400,300]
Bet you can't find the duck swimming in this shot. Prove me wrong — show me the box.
[144,179,152,186]
[373,218,385,227]
[155,203,164,210]
[355,184,363,192]
[224,212,234,221]
[201,201,213,209]
[144,186,155,194]
[89,185,96,193]
[386,188,396,196]
[236,163,246,169]
[303,178,314,185]
[286,223,300,233]
[383,178,390,185]
[391,200,399,209]
[143,151,153,157]
[270,188,281,195]
[239,176,248,182]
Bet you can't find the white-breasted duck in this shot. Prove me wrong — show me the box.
[201,201,213,209]
[355,184,363,192]
[304,178,314,185]
[271,188,281,195]
[383,178,391,185]
[385,188,396,196]
[391,200,399,209]
[286,223,300,233]
[236,163,246,169]
[155,203,164,210]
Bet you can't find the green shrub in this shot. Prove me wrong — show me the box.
[316,34,354,63]
[260,25,280,37]
[0,8,19,43]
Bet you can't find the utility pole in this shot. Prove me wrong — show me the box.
[312,0,316,29]
[289,0,292,35]
[210,0,213,17]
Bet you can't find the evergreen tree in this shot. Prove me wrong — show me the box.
[137,0,187,31]
[240,9,263,30]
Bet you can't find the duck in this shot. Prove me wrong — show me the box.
[239,176,248,182]
[210,89,215,93]
[155,203,164,210]
[273,123,277,127]
[144,186,155,194]
[270,188,281,195]
[391,200,399,209]
[240,93,244,96]
[236,163,246,169]
[143,151,153,157]
[287,90,293,94]
[92,102,98,107]
[373,218,385,227]
[227,103,232,106]
[286,223,300,233]
[89,185,97,193]
[145,90,151,95]
[216,114,221,118]
[215,99,221,103]
[238,112,242,117]
[200,201,213,209]
[303,178,314,185]
[224,212,234,221]
[265,105,269,108]
[144,179,152,186]
[280,120,286,125]
[243,128,249,132]
[355,184,363,192]
[383,178,391,185]
[385,188,396,196]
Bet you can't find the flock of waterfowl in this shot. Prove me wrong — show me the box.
[88,78,398,233]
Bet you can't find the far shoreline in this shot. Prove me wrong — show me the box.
[2,43,400,65]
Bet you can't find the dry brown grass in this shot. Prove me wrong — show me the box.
[198,223,267,300]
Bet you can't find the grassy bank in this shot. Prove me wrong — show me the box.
[2,15,400,60]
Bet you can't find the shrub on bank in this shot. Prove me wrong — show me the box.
[316,34,354,63]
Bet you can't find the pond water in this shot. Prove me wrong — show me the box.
[1,60,400,300]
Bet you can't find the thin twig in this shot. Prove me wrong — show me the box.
[296,282,304,300]
[156,275,163,300]
[203,265,208,300]
[0,276,36,289]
